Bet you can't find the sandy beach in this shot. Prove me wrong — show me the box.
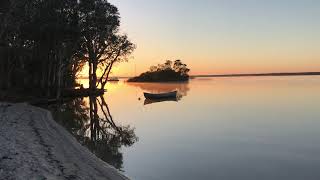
[0,103,130,180]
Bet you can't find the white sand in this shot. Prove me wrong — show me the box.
[0,103,130,180]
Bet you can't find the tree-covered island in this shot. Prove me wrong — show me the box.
[128,60,190,82]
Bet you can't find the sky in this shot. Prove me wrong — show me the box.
[107,0,320,76]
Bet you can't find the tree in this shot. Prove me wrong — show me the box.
[0,0,134,99]
[164,60,172,70]
[149,65,158,72]
[78,0,135,91]
[97,34,135,89]
[173,59,190,75]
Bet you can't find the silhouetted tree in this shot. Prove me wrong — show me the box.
[77,0,135,91]
[97,34,135,90]
[0,0,135,98]
[0,0,81,96]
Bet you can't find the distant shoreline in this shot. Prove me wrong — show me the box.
[77,72,320,80]
[192,72,320,78]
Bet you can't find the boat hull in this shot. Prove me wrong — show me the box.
[144,91,177,99]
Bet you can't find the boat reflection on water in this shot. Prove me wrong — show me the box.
[128,82,189,105]
[49,95,138,171]
[107,80,120,84]
[144,96,181,105]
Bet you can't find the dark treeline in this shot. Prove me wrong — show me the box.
[0,0,135,98]
[128,60,190,82]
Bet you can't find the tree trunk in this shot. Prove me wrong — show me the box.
[92,59,98,90]
[6,51,12,89]
[89,56,98,91]
[41,60,46,90]
[101,62,114,89]
[56,63,62,99]
[89,96,95,141]
[46,57,52,97]
[89,61,93,90]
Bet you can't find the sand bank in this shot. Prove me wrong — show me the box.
[0,103,130,180]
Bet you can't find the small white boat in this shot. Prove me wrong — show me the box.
[144,91,177,99]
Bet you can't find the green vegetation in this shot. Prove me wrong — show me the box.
[0,0,135,99]
[128,60,190,82]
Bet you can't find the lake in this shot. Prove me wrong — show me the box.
[50,76,320,180]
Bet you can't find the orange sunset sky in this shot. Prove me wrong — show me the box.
[84,0,320,77]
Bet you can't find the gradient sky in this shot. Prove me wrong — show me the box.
[107,0,320,76]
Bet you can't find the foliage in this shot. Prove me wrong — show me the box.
[128,60,190,82]
[0,0,135,98]
[76,0,135,90]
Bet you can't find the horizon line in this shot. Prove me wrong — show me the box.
[77,71,320,79]
[192,71,320,78]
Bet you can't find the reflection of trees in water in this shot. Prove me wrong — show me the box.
[50,96,138,171]
[51,98,89,135]
[128,82,190,97]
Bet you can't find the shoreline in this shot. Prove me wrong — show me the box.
[0,103,130,180]
[192,72,320,78]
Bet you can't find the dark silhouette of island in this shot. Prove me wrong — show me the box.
[128,60,190,82]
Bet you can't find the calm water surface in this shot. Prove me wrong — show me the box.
[52,77,320,180]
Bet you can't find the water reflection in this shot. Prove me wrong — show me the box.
[49,95,138,171]
[52,77,320,180]
[144,97,180,105]
[128,82,190,97]
[107,81,119,85]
